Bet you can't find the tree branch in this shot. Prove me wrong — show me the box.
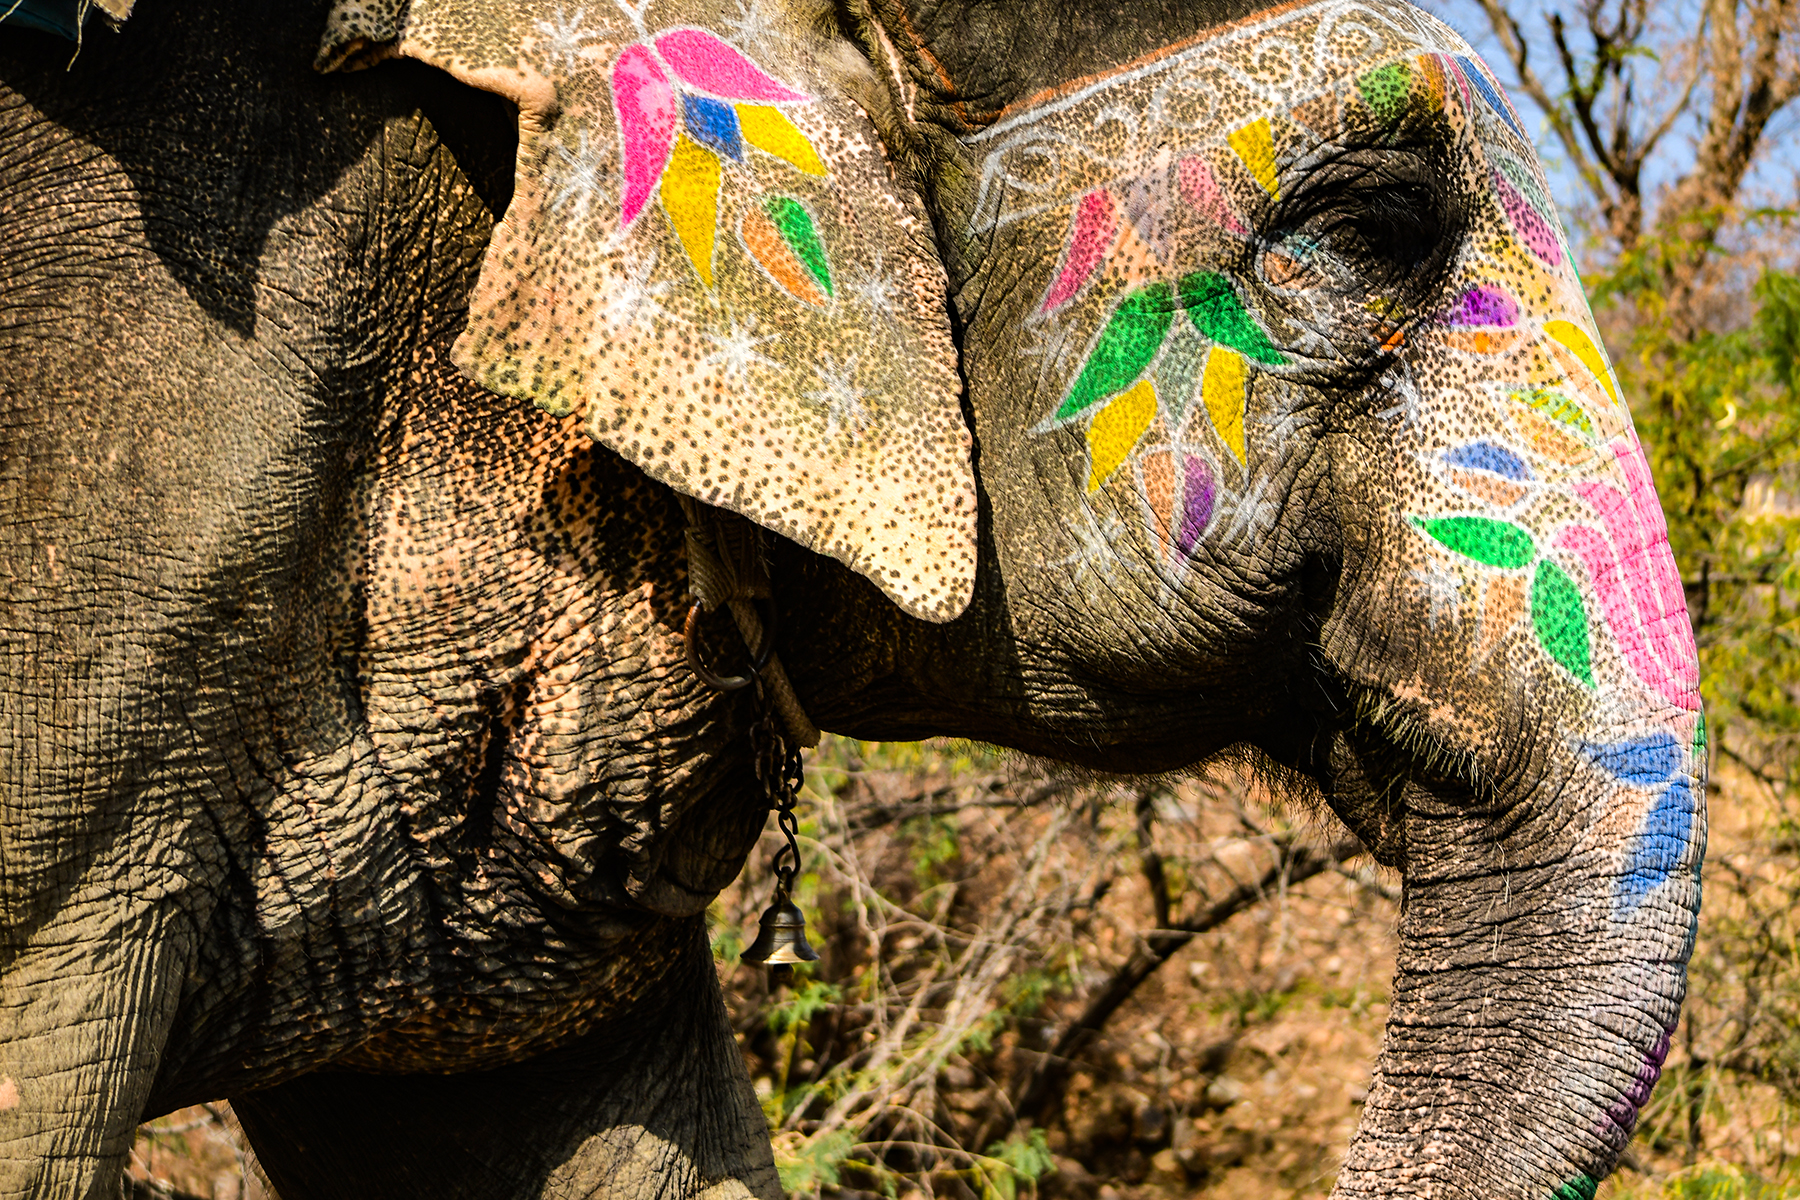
[1006,836,1365,1126]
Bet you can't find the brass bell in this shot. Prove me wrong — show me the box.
[740,893,819,967]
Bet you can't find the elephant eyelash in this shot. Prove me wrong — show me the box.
[1347,684,1491,803]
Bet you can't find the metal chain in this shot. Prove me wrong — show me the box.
[750,678,806,892]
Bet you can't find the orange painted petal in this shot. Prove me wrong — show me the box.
[741,206,827,306]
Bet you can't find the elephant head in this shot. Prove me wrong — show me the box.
[311,0,1702,1194]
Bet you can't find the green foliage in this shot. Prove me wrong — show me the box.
[1600,256,1800,747]
[978,1129,1056,1200]
[774,1128,859,1194]
[1610,1165,1800,1199]
[767,976,842,1035]
[904,812,962,889]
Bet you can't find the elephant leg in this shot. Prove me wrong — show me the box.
[231,919,780,1200]
[0,911,189,1199]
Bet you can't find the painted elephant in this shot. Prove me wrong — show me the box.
[0,0,1705,1196]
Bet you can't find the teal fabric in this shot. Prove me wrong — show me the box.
[0,0,86,42]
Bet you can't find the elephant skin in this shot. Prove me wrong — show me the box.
[0,0,1703,1198]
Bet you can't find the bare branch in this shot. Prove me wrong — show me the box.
[1005,836,1365,1126]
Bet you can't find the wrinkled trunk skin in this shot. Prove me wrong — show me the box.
[1312,383,1705,1195]
[1327,760,1699,1198]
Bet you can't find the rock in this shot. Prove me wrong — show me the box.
[1206,1136,1250,1169]
[1149,1148,1186,1182]
[1204,1076,1245,1109]
[1132,1103,1169,1145]
[1045,1155,1097,1200]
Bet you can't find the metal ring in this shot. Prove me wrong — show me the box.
[684,598,778,691]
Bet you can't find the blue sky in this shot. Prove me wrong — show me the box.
[1417,0,1799,267]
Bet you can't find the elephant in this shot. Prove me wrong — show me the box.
[0,0,1706,1195]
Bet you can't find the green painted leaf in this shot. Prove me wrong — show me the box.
[1055,283,1176,421]
[765,196,833,296]
[1357,61,1413,125]
[1551,1175,1598,1200]
[1413,515,1536,568]
[1532,559,1594,686]
[1693,711,1707,760]
[1510,387,1595,438]
[1178,272,1286,365]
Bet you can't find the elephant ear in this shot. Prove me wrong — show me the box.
[317,0,976,621]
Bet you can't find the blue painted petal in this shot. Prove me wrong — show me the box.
[682,94,744,161]
[1585,731,1683,785]
[1616,777,1698,916]
[1456,55,1527,140]
[1445,440,1532,480]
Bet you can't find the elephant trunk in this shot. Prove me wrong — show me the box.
[1328,706,1703,1199]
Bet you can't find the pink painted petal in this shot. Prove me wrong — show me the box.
[1555,524,1694,709]
[1177,156,1248,236]
[654,29,808,102]
[1612,439,1690,620]
[1496,173,1563,266]
[1039,189,1118,315]
[1572,481,1664,660]
[613,45,679,224]
[1602,438,1701,697]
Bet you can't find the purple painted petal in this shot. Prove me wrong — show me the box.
[1439,283,1519,328]
[613,44,678,224]
[654,29,808,103]
[1122,169,1173,263]
[1177,455,1215,554]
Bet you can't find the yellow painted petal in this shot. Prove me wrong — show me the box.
[1543,318,1618,405]
[1228,118,1278,197]
[1086,379,1157,493]
[662,136,721,287]
[737,105,827,176]
[1202,346,1247,464]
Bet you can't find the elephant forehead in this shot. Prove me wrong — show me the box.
[962,0,1482,235]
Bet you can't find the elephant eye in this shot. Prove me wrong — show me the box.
[1263,152,1456,313]
[1339,182,1443,280]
